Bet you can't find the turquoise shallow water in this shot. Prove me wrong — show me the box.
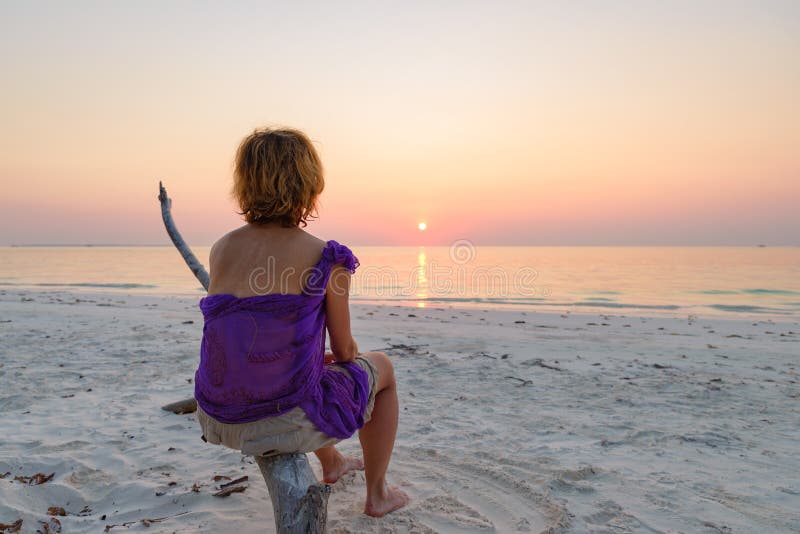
[1,245,798,319]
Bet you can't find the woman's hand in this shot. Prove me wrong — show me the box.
[325,347,357,364]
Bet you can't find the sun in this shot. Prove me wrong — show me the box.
[418,222,427,231]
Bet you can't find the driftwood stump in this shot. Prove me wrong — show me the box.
[257,454,331,533]
[158,182,330,533]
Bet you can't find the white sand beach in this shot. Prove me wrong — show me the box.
[1,288,798,533]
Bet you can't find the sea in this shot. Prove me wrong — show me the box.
[1,245,799,320]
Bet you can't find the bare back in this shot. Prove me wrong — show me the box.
[207,223,327,298]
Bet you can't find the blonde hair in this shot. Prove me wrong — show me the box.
[232,127,324,227]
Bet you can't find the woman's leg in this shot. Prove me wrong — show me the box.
[358,351,409,517]
[313,445,363,483]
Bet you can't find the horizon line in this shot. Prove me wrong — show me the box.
[3,243,797,248]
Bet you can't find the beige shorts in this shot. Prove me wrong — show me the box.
[197,356,378,457]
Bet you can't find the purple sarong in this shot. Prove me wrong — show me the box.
[194,240,369,439]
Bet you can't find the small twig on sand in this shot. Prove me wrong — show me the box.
[505,376,533,386]
[372,343,429,355]
[213,484,248,497]
[13,472,54,485]
[219,475,248,489]
[527,358,563,371]
[701,521,730,534]
[104,511,189,531]
[0,519,23,533]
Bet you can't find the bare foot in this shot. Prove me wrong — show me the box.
[364,485,410,517]
[321,454,364,484]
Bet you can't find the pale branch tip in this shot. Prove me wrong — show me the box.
[157,182,210,291]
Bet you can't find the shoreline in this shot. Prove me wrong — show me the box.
[1,287,798,532]
[2,284,798,323]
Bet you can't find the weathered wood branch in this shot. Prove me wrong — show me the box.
[157,182,330,533]
[256,454,331,533]
[158,181,210,290]
[158,180,201,415]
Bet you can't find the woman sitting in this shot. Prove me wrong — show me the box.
[194,127,409,517]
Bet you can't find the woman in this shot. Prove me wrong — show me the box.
[194,127,409,517]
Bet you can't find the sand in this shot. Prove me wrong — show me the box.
[0,288,798,533]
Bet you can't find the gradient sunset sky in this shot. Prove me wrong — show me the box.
[1,1,798,246]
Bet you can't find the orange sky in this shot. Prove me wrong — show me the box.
[1,1,798,245]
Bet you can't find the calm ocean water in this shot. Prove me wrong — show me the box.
[1,246,799,319]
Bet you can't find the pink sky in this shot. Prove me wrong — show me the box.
[1,2,798,246]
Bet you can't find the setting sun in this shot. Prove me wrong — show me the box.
[418,222,427,231]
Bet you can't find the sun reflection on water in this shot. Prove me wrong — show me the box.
[416,248,427,307]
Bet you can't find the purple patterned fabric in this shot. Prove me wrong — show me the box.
[194,240,369,439]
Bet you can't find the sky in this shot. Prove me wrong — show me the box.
[1,0,798,246]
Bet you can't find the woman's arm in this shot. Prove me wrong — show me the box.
[325,264,358,363]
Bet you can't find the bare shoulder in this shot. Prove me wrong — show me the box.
[300,230,327,250]
[294,230,327,262]
[209,226,247,263]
